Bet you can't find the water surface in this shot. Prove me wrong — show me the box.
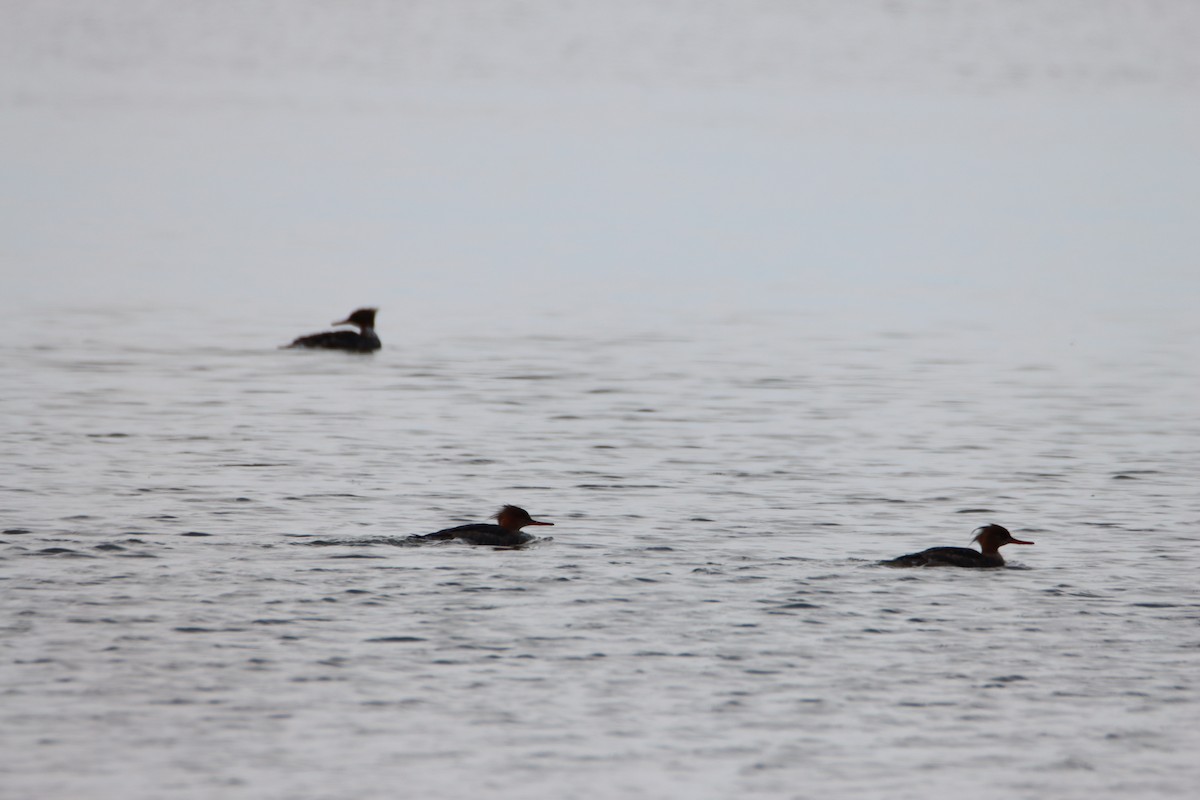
[2,3,1199,798]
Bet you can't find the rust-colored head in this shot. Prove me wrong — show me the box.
[971,524,1034,554]
[494,505,554,531]
[333,308,378,329]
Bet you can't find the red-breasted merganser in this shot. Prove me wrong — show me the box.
[883,524,1033,568]
[412,505,554,546]
[286,308,381,352]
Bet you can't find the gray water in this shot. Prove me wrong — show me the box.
[3,3,1200,799]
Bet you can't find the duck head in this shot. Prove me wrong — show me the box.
[494,505,554,531]
[972,524,1034,554]
[334,308,378,329]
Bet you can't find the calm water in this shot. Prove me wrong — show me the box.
[3,3,1200,799]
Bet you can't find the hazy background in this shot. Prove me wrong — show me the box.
[2,0,1198,343]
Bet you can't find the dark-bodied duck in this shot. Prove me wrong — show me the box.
[412,505,554,547]
[286,308,380,352]
[883,524,1033,568]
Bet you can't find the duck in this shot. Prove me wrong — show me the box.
[883,524,1033,568]
[411,505,554,546]
[286,308,380,352]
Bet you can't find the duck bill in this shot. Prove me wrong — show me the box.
[527,520,554,527]
[1010,538,1034,545]
[332,317,353,326]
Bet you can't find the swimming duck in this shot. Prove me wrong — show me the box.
[412,505,554,546]
[883,524,1033,568]
[286,308,380,352]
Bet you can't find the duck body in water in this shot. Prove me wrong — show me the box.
[883,524,1034,568]
[412,505,554,546]
[286,308,380,352]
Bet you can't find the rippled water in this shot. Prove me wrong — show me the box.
[3,303,1197,799]
[3,2,1200,798]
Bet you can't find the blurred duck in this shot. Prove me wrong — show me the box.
[412,505,554,547]
[883,524,1033,568]
[286,308,380,352]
